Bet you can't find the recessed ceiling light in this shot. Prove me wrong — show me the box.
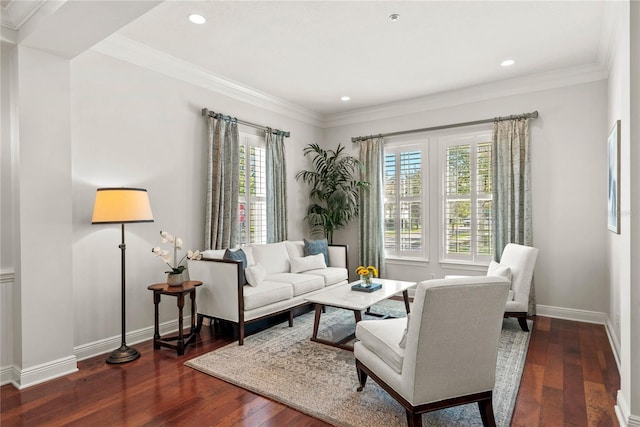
[389,13,400,22]
[188,14,206,24]
[501,59,515,67]
[341,96,351,102]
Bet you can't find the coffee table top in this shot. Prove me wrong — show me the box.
[305,278,416,311]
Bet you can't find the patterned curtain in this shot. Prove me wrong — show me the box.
[493,118,534,312]
[266,131,288,243]
[205,116,240,249]
[359,137,386,277]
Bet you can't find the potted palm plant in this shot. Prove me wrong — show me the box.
[296,143,368,243]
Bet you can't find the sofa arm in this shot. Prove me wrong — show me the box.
[328,244,349,270]
[187,258,243,323]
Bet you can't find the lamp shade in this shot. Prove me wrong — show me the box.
[92,187,154,224]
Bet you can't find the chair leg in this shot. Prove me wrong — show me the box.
[478,398,496,427]
[406,410,422,427]
[356,366,368,391]
[517,316,529,332]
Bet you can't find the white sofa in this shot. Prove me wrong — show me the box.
[187,240,349,345]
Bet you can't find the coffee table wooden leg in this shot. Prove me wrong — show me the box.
[312,304,323,339]
[403,290,411,314]
[354,310,362,322]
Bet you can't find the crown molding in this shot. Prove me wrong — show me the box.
[90,35,607,130]
[0,0,46,31]
[324,62,608,128]
[91,34,324,128]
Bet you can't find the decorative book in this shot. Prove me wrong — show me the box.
[351,283,382,293]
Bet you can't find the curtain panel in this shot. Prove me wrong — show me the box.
[359,137,386,277]
[493,118,534,312]
[266,132,288,243]
[205,116,240,250]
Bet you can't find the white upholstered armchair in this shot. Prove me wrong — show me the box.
[445,243,539,332]
[354,276,510,427]
[496,243,539,331]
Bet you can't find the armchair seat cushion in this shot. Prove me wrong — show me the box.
[356,317,406,374]
[243,281,293,310]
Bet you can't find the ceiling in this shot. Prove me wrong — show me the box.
[3,1,616,119]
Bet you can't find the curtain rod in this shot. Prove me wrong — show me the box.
[201,108,290,138]
[351,111,539,143]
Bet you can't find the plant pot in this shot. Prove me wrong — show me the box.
[167,272,184,287]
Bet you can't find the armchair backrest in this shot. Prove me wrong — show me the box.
[401,277,509,405]
[499,243,539,311]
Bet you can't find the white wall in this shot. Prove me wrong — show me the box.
[70,50,324,354]
[608,1,640,424]
[1,42,15,381]
[326,80,609,316]
[4,45,78,387]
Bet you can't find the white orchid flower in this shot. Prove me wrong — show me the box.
[175,237,183,250]
[151,247,162,255]
[187,250,202,260]
[160,230,175,244]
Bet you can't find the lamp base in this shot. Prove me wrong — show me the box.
[106,344,140,364]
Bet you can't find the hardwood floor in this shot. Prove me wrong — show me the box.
[1,316,619,426]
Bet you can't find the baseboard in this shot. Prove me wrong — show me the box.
[0,364,13,386]
[74,317,191,361]
[11,355,78,389]
[605,317,622,371]
[536,304,608,324]
[616,390,640,427]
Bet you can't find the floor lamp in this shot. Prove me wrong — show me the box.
[92,187,154,364]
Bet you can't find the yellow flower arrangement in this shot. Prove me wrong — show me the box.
[356,265,379,277]
[356,265,378,287]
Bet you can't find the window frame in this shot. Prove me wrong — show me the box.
[438,129,493,264]
[238,132,267,246]
[383,139,429,261]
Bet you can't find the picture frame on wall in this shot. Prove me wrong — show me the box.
[608,120,620,234]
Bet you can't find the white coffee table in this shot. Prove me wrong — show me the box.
[304,278,416,351]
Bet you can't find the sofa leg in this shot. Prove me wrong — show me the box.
[356,366,368,391]
[289,310,294,327]
[238,321,245,346]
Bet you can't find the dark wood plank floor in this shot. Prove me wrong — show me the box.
[1,316,619,426]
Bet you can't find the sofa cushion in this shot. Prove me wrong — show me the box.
[304,238,329,265]
[356,317,406,374]
[245,264,267,287]
[265,273,324,296]
[305,267,348,286]
[243,281,293,310]
[252,242,290,274]
[224,249,248,284]
[487,261,512,286]
[285,240,305,259]
[290,254,326,273]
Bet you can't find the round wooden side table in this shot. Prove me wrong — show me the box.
[147,280,202,356]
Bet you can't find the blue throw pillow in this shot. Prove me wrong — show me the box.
[304,238,329,265]
[223,248,248,284]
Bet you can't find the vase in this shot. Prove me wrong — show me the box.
[167,272,184,287]
[360,272,373,287]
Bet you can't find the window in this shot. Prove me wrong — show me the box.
[384,145,426,259]
[383,128,493,264]
[238,133,267,245]
[441,133,493,263]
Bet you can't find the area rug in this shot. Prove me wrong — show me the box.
[185,300,531,426]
